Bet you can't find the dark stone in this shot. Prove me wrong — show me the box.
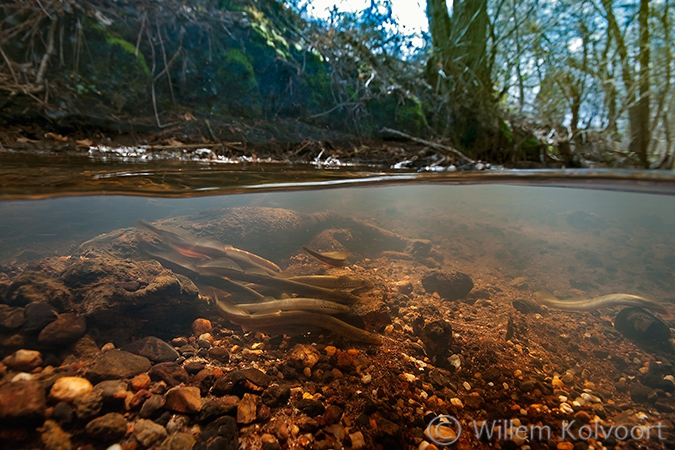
[628,384,651,403]
[122,336,179,363]
[194,416,238,450]
[38,313,86,346]
[261,384,291,407]
[415,319,453,363]
[87,350,152,382]
[184,359,206,374]
[51,401,73,424]
[296,398,325,417]
[207,346,230,363]
[642,362,675,393]
[161,432,196,450]
[22,302,57,333]
[0,305,26,331]
[197,397,239,423]
[140,394,166,418]
[211,368,271,397]
[614,308,671,347]
[324,404,344,424]
[148,362,189,387]
[74,390,103,420]
[95,380,129,403]
[0,380,46,420]
[193,368,217,395]
[512,299,542,314]
[85,412,127,441]
[421,270,473,301]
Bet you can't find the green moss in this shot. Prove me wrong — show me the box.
[367,93,429,136]
[521,136,542,158]
[216,48,261,118]
[79,23,151,111]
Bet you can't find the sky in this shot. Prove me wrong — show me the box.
[302,0,429,44]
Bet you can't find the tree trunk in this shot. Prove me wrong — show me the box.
[426,0,498,159]
[636,0,651,167]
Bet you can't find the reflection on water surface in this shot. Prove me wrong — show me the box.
[1,170,675,449]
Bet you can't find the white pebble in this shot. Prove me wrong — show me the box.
[448,354,462,369]
[361,374,372,384]
[463,381,471,391]
[559,402,574,414]
[11,372,33,382]
[106,445,122,450]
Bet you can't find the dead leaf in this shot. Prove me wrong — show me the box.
[183,112,196,121]
[167,138,184,147]
[45,132,70,142]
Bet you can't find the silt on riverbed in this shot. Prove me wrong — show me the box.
[1,170,675,449]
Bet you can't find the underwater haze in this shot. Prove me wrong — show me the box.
[1,177,675,449]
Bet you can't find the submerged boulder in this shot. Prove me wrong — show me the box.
[614,307,671,348]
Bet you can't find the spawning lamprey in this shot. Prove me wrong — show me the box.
[302,246,349,267]
[534,291,667,314]
[137,219,281,275]
[135,220,381,343]
[215,295,382,345]
[234,298,350,314]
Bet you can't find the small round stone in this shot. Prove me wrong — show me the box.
[49,376,93,403]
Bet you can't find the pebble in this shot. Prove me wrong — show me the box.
[85,412,127,441]
[73,390,103,420]
[131,373,152,391]
[133,418,168,447]
[350,431,366,449]
[297,398,325,417]
[0,379,46,419]
[421,270,474,301]
[122,336,179,363]
[140,394,166,418]
[41,419,72,450]
[3,349,42,371]
[160,432,195,450]
[148,362,189,386]
[556,442,575,450]
[166,414,190,434]
[237,392,258,424]
[288,344,321,369]
[38,313,86,346]
[191,318,212,335]
[164,386,203,414]
[211,368,270,396]
[195,416,237,450]
[207,346,230,363]
[23,302,57,333]
[50,377,93,403]
[96,380,129,402]
[101,342,116,352]
[87,350,152,381]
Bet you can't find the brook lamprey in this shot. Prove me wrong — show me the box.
[534,291,667,314]
[215,296,382,345]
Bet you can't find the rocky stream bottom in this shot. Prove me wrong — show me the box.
[1,213,674,449]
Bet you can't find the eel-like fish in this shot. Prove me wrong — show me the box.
[286,275,374,291]
[197,260,359,304]
[215,296,382,345]
[136,219,281,274]
[136,239,266,301]
[235,298,350,314]
[534,291,668,314]
[302,246,349,267]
